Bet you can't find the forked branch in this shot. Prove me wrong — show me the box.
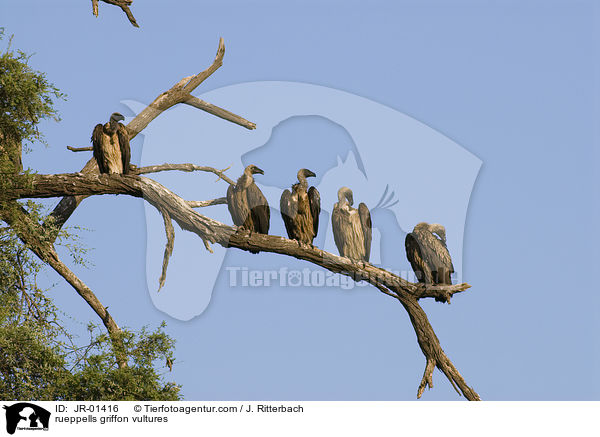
[92,0,139,28]
[50,38,252,230]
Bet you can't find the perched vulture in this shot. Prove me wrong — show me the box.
[227,165,270,249]
[405,222,454,285]
[331,187,372,262]
[280,168,321,245]
[91,112,131,174]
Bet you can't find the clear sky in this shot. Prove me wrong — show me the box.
[1,0,598,400]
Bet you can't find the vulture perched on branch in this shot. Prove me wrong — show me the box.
[405,222,454,285]
[91,112,131,174]
[280,168,321,245]
[331,187,372,262]
[227,165,270,253]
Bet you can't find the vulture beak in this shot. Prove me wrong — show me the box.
[112,113,125,122]
[253,166,264,175]
[305,169,316,178]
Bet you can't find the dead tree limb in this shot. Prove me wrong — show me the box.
[92,0,139,28]
[67,146,93,152]
[158,207,175,292]
[187,198,227,208]
[3,172,478,399]
[0,201,128,368]
[51,38,252,231]
[135,163,235,185]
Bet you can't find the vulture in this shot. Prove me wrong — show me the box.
[280,168,321,245]
[91,112,131,174]
[405,222,454,285]
[331,187,372,262]
[227,164,270,245]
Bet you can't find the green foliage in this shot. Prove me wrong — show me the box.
[61,323,180,401]
[0,28,65,148]
[0,225,181,401]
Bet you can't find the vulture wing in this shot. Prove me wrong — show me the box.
[117,123,131,174]
[227,184,247,227]
[358,202,372,262]
[308,186,321,238]
[408,230,454,285]
[405,232,430,283]
[246,182,270,234]
[91,124,107,174]
[280,189,297,240]
[428,236,454,285]
[331,204,346,257]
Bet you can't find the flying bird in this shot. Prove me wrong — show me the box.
[91,112,131,174]
[331,187,372,262]
[280,168,321,245]
[405,222,454,285]
[227,165,270,250]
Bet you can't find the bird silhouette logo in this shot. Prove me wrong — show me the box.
[123,81,482,321]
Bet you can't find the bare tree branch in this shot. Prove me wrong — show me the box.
[417,358,436,399]
[184,96,256,130]
[67,146,93,152]
[135,163,235,185]
[92,0,139,28]
[158,207,174,292]
[187,197,227,208]
[3,172,478,399]
[51,38,251,230]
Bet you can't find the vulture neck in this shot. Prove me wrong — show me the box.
[238,170,255,189]
[338,191,352,207]
[107,118,120,133]
[297,174,309,189]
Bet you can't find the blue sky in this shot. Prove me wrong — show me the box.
[1,0,598,400]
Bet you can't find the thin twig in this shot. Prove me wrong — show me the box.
[187,198,227,208]
[67,146,93,152]
[135,163,235,185]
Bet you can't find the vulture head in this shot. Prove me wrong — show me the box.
[245,164,265,176]
[429,223,447,243]
[414,222,447,244]
[337,186,354,206]
[297,168,316,184]
[110,112,125,123]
